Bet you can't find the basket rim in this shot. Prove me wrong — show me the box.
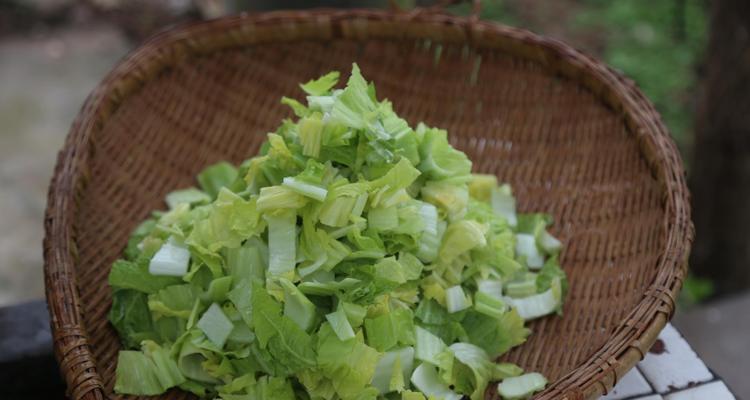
[43,9,693,400]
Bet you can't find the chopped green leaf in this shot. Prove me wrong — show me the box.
[197,303,234,348]
[108,64,566,399]
[497,372,547,400]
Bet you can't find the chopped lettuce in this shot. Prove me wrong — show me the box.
[315,323,380,399]
[109,258,182,294]
[165,187,211,209]
[114,341,185,395]
[197,303,233,348]
[505,278,563,320]
[279,277,317,331]
[115,351,171,395]
[265,210,297,279]
[491,184,517,227]
[108,64,567,399]
[325,304,356,341]
[197,161,238,199]
[445,285,472,313]
[410,363,462,400]
[109,289,156,349]
[149,238,191,277]
[301,71,340,96]
[446,342,505,400]
[415,326,447,366]
[370,347,415,394]
[497,372,548,399]
[364,308,415,351]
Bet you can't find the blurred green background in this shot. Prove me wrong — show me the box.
[453,0,708,158]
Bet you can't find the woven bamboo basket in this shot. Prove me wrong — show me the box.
[43,7,693,400]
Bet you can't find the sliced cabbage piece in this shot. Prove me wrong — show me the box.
[539,230,562,254]
[265,210,297,278]
[149,238,190,277]
[468,174,497,203]
[445,285,471,313]
[505,276,538,298]
[497,372,547,400]
[197,303,233,348]
[325,305,355,341]
[505,278,562,320]
[477,277,502,295]
[414,326,446,366]
[416,202,440,262]
[282,177,327,201]
[439,220,488,264]
[491,184,517,227]
[515,233,544,269]
[279,278,317,331]
[370,347,415,394]
[410,363,462,400]
[474,291,508,319]
[165,187,210,209]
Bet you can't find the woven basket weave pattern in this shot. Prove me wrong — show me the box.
[44,10,692,400]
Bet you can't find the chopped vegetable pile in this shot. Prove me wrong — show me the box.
[109,64,568,400]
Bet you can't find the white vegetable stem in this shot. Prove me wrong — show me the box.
[491,184,517,227]
[505,278,562,320]
[410,363,462,400]
[497,372,548,399]
[265,211,297,277]
[371,347,415,394]
[149,237,190,277]
[539,230,562,253]
[445,285,471,313]
[515,233,545,269]
[282,177,328,202]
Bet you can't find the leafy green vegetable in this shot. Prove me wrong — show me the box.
[279,277,317,331]
[109,65,568,399]
[445,342,504,400]
[251,282,316,373]
[505,278,563,320]
[462,309,530,357]
[418,124,472,181]
[325,304,356,341]
[197,161,238,199]
[491,184,517,227]
[316,323,380,399]
[115,351,168,395]
[371,347,415,394]
[197,303,234,348]
[364,308,415,351]
[497,372,548,399]
[115,341,186,395]
[301,71,340,96]
[166,187,211,210]
[410,363,461,400]
[109,289,156,349]
[265,210,297,279]
[415,326,447,366]
[110,257,181,294]
[148,284,197,320]
[445,285,472,313]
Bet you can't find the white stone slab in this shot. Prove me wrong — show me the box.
[633,396,663,400]
[601,368,652,399]
[663,381,735,400]
[639,324,713,392]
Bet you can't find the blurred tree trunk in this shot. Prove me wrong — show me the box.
[691,0,750,295]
